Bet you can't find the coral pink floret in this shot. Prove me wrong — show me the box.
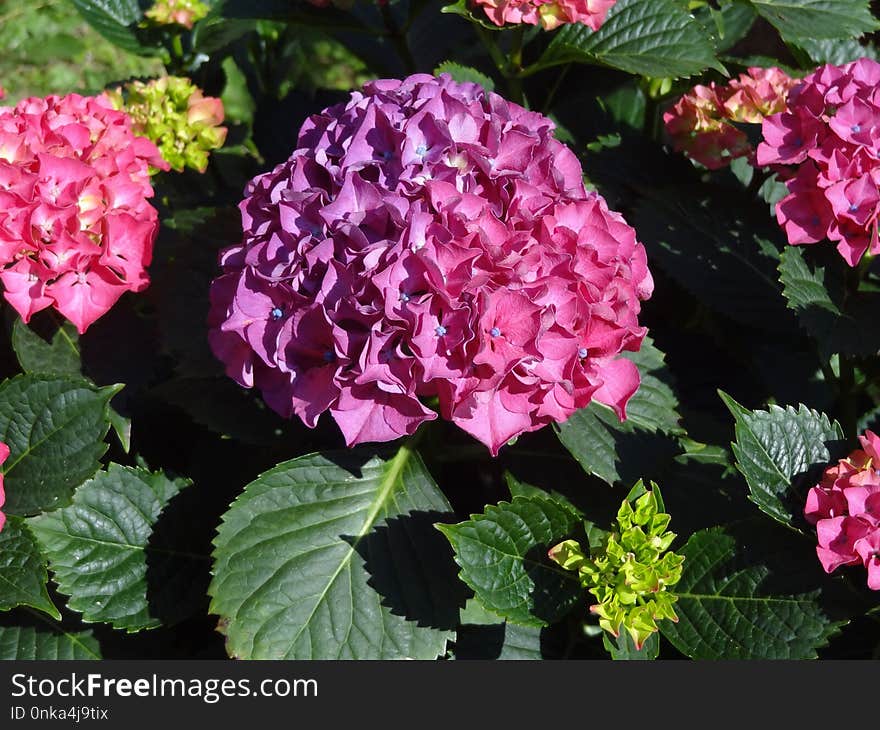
[0,93,164,332]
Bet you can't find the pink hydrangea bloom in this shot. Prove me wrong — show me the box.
[665,67,795,170]
[804,429,880,590]
[474,0,616,31]
[757,58,880,266]
[0,93,166,333]
[208,74,653,455]
[0,441,8,534]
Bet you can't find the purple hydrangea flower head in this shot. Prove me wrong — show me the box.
[208,74,653,454]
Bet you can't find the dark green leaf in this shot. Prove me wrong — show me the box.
[749,0,879,43]
[454,621,547,660]
[438,496,581,627]
[793,37,879,66]
[721,392,843,527]
[0,517,59,619]
[695,1,757,53]
[778,245,880,359]
[210,447,463,659]
[556,337,683,485]
[504,472,583,517]
[11,314,81,376]
[0,626,101,660]
[440,0,507,31]
[632,186,795,331]
[70,0,148,54]
[28,464,191,632]
[0,375,120,516]
[434,61,495,92]
[536,0,722,78]
[662,524,845,659]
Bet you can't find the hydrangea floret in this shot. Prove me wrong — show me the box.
[473,0,616,31]
[664,67,795,170]
[804,429,880,590]
[0,441,9,534]
[549,485,684,649]
[144,0,209,30]
[107,76,227,173]
[757,58,880,266]
[0,93,167,333]
[208,73,653,455]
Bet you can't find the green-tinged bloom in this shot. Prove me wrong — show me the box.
[144,0,209,30]
[108,76,227,174]
[549,483,684,650]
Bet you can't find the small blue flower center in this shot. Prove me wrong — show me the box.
[490,327,501,338]
[415,145,427,156]
[270,307,283,320]
[381,150,393,160]
[399,292,410,303]
[435,325,447,337]
[852,124,862,133]
[850,203,859,212]
[578,347,589,359]
[323,350,336,363]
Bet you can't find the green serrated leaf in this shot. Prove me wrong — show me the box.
[694,0,757,53]
[793,37,879,66]
[192,8,256,55]
[750,0,879,43]
[434,61,495,92]
[153,377,289,445]
[438,496,581,627]
[11,314,81,376]
[0,375,119,516]
[778,245,880,359]
[440,0,507,31]
[455,622,546,660]
[721,391,843,527]
[28,464,191,632]
[70,0,149,55]
[662,524,846,659]
[0,517,59,619]
[0,626,101,660]
[556,337,683,485]
[504,472,583,516]
[534,0,722,78]
[632,186,795,331]
[603,630,659,659]
[210,447,463,659]
[459,597,506,626]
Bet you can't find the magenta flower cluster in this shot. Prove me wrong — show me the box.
[0,93,166,333]
[208,74,652,454]
[757,58,880,266]
[805,430,880,590]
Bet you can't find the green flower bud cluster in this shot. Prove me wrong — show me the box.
[549,485,684,650]
[144,0,210,30]
[108,76,227,174]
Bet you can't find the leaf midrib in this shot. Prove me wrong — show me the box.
[284,445,417,654]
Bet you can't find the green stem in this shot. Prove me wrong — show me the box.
[381,2,416,75]
[542,64,570,115]
[473,25,526,106]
